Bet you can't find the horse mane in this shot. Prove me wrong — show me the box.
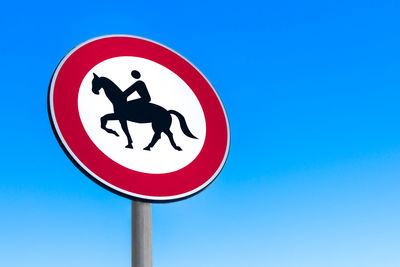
[99,76,123,93]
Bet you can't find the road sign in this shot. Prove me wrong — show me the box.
[48,35,230,202]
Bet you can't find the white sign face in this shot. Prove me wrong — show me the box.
[78,56,206,174]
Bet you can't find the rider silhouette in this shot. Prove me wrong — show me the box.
[123,70,151,103]
[91,72,197,151]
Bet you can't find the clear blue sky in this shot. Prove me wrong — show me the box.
[1,0,400,266]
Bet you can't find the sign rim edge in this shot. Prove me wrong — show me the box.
[48,34,231,202]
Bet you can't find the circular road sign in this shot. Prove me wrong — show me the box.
[48,35,230,202]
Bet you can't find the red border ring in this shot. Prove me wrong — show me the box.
[48,35,230,202]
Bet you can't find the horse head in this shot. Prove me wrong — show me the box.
[92,73,101,95]
[91,73,124,106]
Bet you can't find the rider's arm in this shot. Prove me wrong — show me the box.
[123,84,137,98]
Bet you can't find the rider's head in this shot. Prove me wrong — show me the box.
[131,70,141,79]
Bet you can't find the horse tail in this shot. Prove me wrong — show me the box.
[169,110,198,139]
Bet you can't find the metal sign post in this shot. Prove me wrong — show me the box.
[132,200,152,267]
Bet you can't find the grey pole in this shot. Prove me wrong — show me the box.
[132,200,152,267]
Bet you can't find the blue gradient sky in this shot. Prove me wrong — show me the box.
[1,1,400,266]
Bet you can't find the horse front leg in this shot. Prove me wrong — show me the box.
[101,113,119,136]
[119,119,133,149]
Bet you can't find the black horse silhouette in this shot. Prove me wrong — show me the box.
[91,73,197,151]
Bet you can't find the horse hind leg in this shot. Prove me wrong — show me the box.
[165,129,182,151]
[144,131,161,151]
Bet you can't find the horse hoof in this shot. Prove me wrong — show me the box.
[175,146,182,151]
[143,147,151,151]
[125,144,133,149]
